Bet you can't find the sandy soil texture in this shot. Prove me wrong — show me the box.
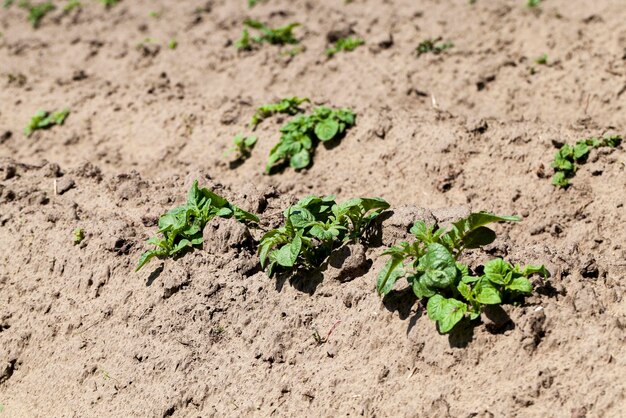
[1,0,625,417]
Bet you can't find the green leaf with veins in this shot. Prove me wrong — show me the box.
[416,243,457,289]
[484,258,513,285]
[507,277,533,293]
[427,295,467,333]
[473,278,502,304]
[376,255,405,295]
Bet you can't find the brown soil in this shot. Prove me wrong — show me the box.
[1,1,625,417]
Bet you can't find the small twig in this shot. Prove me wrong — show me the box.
[72,319,102,336]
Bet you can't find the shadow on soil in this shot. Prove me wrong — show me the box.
[146,264,164,286]
[382,290,517,347]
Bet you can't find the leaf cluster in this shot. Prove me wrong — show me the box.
[236,19,299,50]
[326,37,365,57]
[226,134,257,160]
[137,181,259,271]
[247,0,267,7]
[73,227,84,245]
[250,97,309,128]
[266,106,356,173]
[552,135,622,188]
[100,0,119,7]
[377,212,549,333]
[18,1,55,28]
[259,195,389,277]
[24,108,70,137]
[415,38,453,57]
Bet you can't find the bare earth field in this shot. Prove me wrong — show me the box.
[1,0,625,417]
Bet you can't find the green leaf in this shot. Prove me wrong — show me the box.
[216,207,233,217]
[411,275,436,298]
[484,258,513,285]
[417,243,458,289]
[457,281,472,300]
[602,135,621,147]
[376,256,404,295]
[446,212,519,252]
[427,295,467,333]
[314,118,340,141]
[290,149,310,169]
[172,238,192,254]
[232,207,260,223]
[573,142,590,161]
[136,250,159,272]
[552,171,569,187]
[187,180,202,206]
[474,279,502,304]
[274,234,302,267]
[258,229,288,267]
[507,277,533,294]
[462,226,497,249]
[521,264,550,278]
[552,153,574,171]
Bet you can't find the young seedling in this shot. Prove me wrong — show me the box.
[326,37,365,57]
[312,321,341,345]
[527,0,540,7]
[63,0,81,12]
[535,54,548,65]
[24,109,70,137]
[552,135,622,188]
[236,19,300,50]
[168,39,178,49]
[266,106,356,173]
[259,195,389,277]
[376,212,549,333]
[250,96,309,128]
[415,37,454,57]
[136,181,259,271]
[19,1,55,28]
[281,45,305,57]
[248,0,267,7]
[225,134,257,160]
[100,0,119,7]
[73,228,85,245]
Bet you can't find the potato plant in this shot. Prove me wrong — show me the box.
[236,19,299,50]
[137,181,259,271]
[226,134,257,160]
[24,109,70,136]
[552,135,621,188]
[18,1,55,28]
[377,212,549,333]
[415,38,453,57]
[326,37,365,57]
[250,97,309,128]
[259,195,389,277]
[266,106,356,173]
